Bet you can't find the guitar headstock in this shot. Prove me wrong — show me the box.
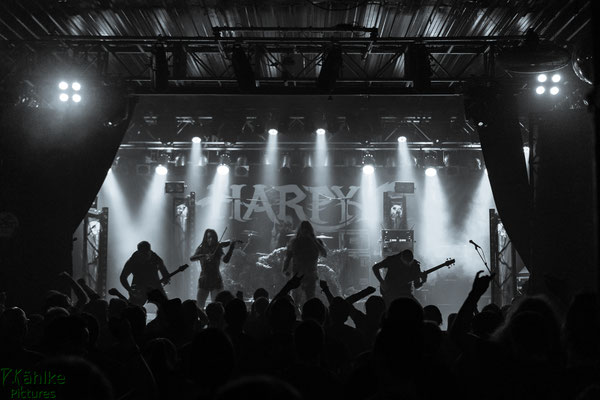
[178,264,190,272]
[444,258,455,267]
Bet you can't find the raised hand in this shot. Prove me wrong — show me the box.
[319,280,329,291]
[471,270,495,298]
[287,273,304,290]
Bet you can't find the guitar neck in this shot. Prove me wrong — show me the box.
[160,264,188,284]
[423,262,450,276]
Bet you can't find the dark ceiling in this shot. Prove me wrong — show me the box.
[0,0,591,148]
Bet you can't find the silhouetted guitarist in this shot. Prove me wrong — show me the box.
[372,249,426,306]
[120,241,170,306]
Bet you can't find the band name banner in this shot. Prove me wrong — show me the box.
[195,182,398,232]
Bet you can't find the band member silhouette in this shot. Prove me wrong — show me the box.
[190,229,240,308]
[120,241,170,306]
[372,249,426,307]
[283,221,327,304]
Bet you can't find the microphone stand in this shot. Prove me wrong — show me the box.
[471,242,500,289]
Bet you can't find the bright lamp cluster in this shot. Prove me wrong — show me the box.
[58,81,82,103]
[535,74,560,96]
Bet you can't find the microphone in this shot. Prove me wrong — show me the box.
[469,240,481,249]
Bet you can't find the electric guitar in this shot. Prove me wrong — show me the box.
[109,264,189,306]
[379,258,455,299]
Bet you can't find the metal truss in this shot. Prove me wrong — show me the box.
[0,28,523,94]
[489,209,520,306]
[82,206,109,297]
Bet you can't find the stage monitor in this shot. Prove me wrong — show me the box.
[394,181,415,193]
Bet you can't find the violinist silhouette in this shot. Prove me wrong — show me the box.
[190,229,242,308]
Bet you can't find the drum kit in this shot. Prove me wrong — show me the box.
[285,233,334,240]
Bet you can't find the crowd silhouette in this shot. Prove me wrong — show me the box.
[1,266,599,400]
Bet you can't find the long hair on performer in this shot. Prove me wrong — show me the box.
[282,220,327,305]
[190,228,240,308]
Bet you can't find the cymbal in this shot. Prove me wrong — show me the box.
[316,235,334,239]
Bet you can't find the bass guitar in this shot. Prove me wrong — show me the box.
[380,258,455,299]
[109,263,189,306]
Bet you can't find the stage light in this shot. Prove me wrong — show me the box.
[192,136,201,144]
[59,93,69,102]
[217,164,230,175]
[536,86,545,95]
[477,121,484,127]
[155,165,168,176]
[398,136,407,143]
[72,94,82,103]
[550,86,559,95]
[268,128,278,136]
[425,167,437,177]
[362,153,375,175]
[537,74,547,82]
[58,81,68,90]
[551,74,561,83]
[72,82,81,91]
[316,128,326,136]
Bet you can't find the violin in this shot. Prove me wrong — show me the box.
[190,239,244,262]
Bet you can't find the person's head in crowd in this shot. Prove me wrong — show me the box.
[482,303,502,316]
[382,297,424,331]
[301,297,327,326]
[472,310,503,339]
[108,298,127,318]
[215,290,235,305]
[142,337,178,375]
[121,305,146,341]
[39,356,113,400]
[0,306,28,346]
[294,319,324,363]
[329,296,351,325]
[423,305,443,327]
[79,312,99,349]
[447,312,457,331]
[495,295,560,355]
[506,311,556,363]
[182,299,199,325]
[422,320,443,358]
[215,375,301,400]
[564,292,600,363]
[224,298,248,331]
[253,288,269,301]
[251,297,269,317]
[83,299,109,325]
[188,329,235,394]
[45,307,70,322]
[365,295,386,320]
[45,290,71,312]
[268,297,296,334]
[43,315,90,356]
[206,302,225,328]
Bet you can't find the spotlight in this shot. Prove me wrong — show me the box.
[398,136,407,143]
[316,128,326,136]
[72,94,82,103]
[72,82,81,91]
[58,81,69,90]
[217,164,230,175]
[362,164,375,175]
[268,128,278,136]
[192,136,201,144]
[550,86,559,95]
[155,165,168,175]
[425,167,437,177]
[551,74,561,83]
[536,86,546,95]
[59,93,69,102]
[537,74,547,83]
[362,153,375,174]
